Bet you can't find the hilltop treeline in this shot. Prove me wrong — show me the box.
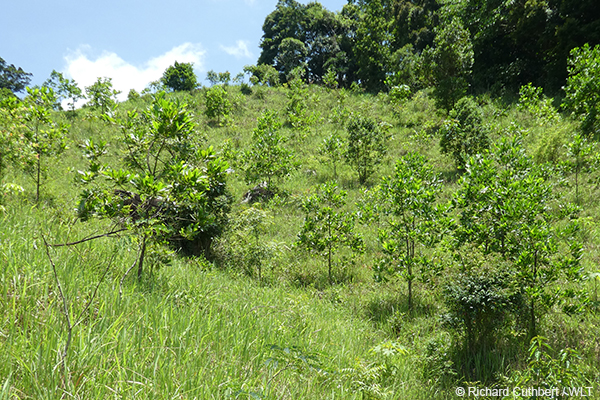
[254,0,599,94]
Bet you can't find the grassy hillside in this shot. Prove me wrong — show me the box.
[1,83,599,399]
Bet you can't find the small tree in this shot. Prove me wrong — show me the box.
[162,61,198,92]
[563,44,600,136]
[79,92,231,279]
[297,181,364,284]
[204,85,232,126]
[224,205,282,281]
[439,96,489,169]
[43,70,85,113]
[373,152,445,312]
[453,134,582,337]
[21,87,69,202]
[244,110,294,190]
[244,64,280,87]
[85,77,120,113]
[318,132,344,178]
[345,115,389,185]
[564,133,596,203]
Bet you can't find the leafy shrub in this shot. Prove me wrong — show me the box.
[204,85,233,126]
[443,269,521,353]
[439,96,488,169]
[79,92,231,277]
[345,115,389,185]
[162,61,198,92]
[244,110,294,190]
[517,83,559,124]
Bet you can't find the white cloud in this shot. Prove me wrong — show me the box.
[63,43,205,103]
[220,40,252,59]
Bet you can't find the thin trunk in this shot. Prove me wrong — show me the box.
[530,251,538,337]
[137,235,147,281]
[36,153,41,203]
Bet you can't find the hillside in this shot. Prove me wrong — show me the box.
[1,82,600,399]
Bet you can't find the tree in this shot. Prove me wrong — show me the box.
[564,133,596,204]
[372,152,445,312]
[20,87,69,203]
[318,132,345,178]
[428,17,474,111]
[453,134,582,337]
[204,85,232,126]
[297,181,364,284]
[345,115,389,185]
[43,70,85,113]
[78,92,231,279]
[244,64,280,87]
[562,44,600,137]
[0,57,32,94]
[85,77,120,113]
[244,110,294,190]
[439,96,489,169]
[353,0,393,92]
[275,37,308,81]
[162,61,198,92]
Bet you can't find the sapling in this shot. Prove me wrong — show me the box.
[297,181,364,284]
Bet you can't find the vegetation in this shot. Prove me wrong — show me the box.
[1,1,600,398]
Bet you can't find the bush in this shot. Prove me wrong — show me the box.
[204,85,233,126]
[345,115,389,185]
[162,61,198,92]
[439,96,489,169]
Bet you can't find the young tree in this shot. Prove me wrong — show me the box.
[43,70,85,113]
[297,181,364,284]
[318,132,345,178]
[372,152,445,312]
[244,110,294,190]
[85,77,120,113]
[244,64,280,87]
[162,61,198,92]
[439,96,489,169]
[453,134,582,337]
[204,85,232,126]
[345,115,389,185]
[78,92,231,279]
[564,133,596,203]
[21,87,69,202]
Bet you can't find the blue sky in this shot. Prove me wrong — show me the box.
[1,0,347,100]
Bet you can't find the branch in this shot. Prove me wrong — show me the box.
[47,228,127,247]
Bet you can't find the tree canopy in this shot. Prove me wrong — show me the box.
[0,57,32,94]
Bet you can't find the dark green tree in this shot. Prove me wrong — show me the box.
[439,96,489,169]
[428,17,473,110]
[0,57,32,94]
[162,61,198,92]
[345,115,389,185]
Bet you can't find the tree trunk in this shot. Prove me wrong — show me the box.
[137,235,147,281]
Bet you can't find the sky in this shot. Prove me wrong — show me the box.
[1,0,348,101]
